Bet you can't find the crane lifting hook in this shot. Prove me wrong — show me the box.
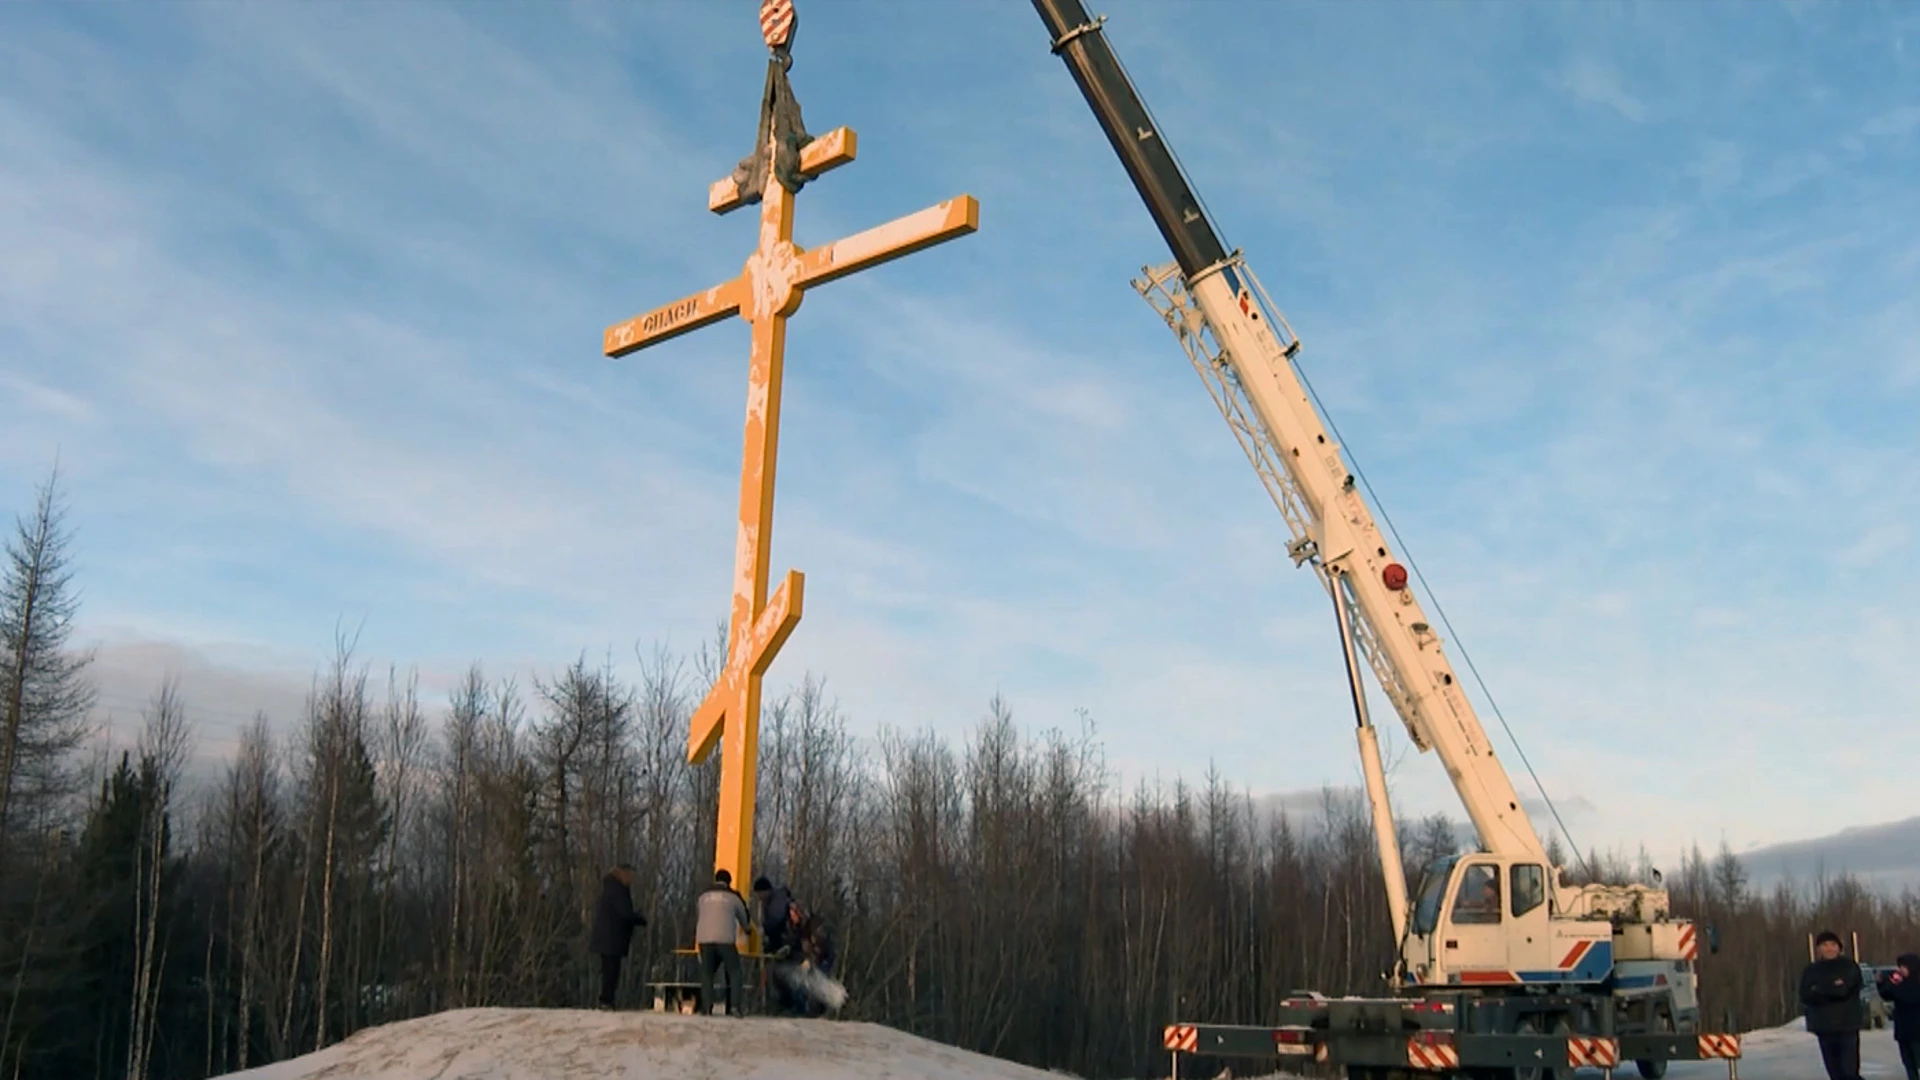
[760,0,798,66]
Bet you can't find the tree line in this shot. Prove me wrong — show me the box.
[3,469,1917,1080]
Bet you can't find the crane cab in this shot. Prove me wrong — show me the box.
[1402,853,1613,989]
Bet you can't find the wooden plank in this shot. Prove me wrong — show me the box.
[796,195,979,289]
[709,126,859,214]
[798,126,858,177]
[603,278,745,358]
[747,570,803,677]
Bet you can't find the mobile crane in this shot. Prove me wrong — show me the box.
[1030,2,1741,1077]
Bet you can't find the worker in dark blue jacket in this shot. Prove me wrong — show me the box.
[1879,953,1920,1080]
[753,876,794,954]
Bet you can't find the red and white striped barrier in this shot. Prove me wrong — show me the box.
[1698,1033,1741,1058]
[1568,1036,1619,1068]
[1406,1038,1460,1071]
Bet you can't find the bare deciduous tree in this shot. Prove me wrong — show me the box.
[0,498,1910,1080]
[127,677,194,1080]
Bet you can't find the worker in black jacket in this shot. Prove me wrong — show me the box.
[1879,953,1920,1080]
[753,876,794,955]
[589,864,647,1010]
[1801,930,1866,1080]
[753,877,798,1014]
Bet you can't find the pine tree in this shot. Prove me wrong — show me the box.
[0,467,97,1078]
[0,465,96,873]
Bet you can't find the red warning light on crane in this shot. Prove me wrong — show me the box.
[1382,563,1409,591]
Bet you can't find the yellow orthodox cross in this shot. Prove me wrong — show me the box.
[605,121,977,890]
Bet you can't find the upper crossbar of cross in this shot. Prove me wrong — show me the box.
[604,108,977,892]
[606,129,976,358]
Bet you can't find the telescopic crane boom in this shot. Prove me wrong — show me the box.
[1031,0,1548,883]
[1026,11,1726,1069]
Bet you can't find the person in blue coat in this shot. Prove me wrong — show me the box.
[589,864,647,1010]
[1879,953,1920,1080]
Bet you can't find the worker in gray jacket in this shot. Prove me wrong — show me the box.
[695,868,751,1016]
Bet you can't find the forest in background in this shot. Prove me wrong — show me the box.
[4,469,1919,1080]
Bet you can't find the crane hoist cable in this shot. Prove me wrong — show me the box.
[731,0,815,203]
[1292,364,1592,877]
[1091,6,1589,874]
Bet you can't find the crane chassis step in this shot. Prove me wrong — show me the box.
[1163,1021,1741,1072]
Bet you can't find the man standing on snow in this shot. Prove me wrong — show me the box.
[1878,953,1920,1080]
[1801,930,1866,1080]
[696,868,751,1016]
[589,863,647,1010]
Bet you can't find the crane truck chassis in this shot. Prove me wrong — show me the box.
[1028,2,1744,1077]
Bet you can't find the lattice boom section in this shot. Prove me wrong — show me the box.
[1136,267,1314,549]
[1135,264,1423,745]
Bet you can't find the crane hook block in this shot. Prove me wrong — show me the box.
[1382,563,1409,591]
[760,0,797,52]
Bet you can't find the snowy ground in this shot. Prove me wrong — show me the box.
[1655,1017,1910,1080]
[216,1007,1069,1080]
[1228,1017,1912,1080]
[218,1009,1913,1080]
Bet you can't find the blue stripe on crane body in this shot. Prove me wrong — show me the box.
[1514,940,1615,984]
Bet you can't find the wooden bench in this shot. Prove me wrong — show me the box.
[671,946,773,961]
[645,980,703,1014]
[651,945,772,1015]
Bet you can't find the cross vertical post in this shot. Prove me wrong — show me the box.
[602,20,977,894]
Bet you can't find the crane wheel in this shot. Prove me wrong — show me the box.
[1501,1013,1575,1080]
[1546,1015,1575,1080]
[1635,1010,1674,1078]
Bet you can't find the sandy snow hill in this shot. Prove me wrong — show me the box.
[216,1009,1915,1080]
[215,1007,1070,1080]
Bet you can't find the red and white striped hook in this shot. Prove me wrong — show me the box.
[759,0,797,52]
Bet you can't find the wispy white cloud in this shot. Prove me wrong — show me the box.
[0,372,97,426]
[3,0,1919,872]
[1862,104,1920,139]
[1687,140,1744,195]
[1558,57,1649,123]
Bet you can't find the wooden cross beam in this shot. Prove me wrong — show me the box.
[605,124,977,891]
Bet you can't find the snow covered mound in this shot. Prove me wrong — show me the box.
[215,1010,1917,1080]
[216,1007,1067,1080]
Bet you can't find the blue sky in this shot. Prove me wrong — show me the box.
[2,0,1917,866]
